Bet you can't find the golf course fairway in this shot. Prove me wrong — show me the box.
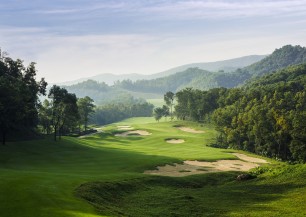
[0,117,305,217]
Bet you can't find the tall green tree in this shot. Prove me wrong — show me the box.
[164,91,175,120]
[48,85,79,141]
[153,107,164,122]
[77,96,95,131]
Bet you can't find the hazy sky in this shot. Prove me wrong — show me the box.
[1,0,306,83]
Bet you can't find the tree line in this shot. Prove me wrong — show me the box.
[0,51,95,143]
[38,86,95,141]
[171,63,306,162]
[91,98,154,125]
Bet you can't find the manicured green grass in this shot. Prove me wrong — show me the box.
[0,117,305,217]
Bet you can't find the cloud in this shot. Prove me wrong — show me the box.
[139,0,306,20]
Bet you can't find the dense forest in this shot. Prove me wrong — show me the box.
[172,63,306,162]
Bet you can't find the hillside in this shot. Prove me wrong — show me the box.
[215,45,306,88]
[63,80,162,104]
[115,45,306,93]
[57,55,266,86]
[147,54,266,79]
[63,45,306,101]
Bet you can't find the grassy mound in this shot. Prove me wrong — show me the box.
[76,164,306,217]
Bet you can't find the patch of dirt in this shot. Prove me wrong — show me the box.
[177,127,205,134]
[115,130,151,137]
[144,153,268,177]
[166,139,185,144]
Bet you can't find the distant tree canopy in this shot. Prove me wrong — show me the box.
[0,52,47,144]
[91,98,153,125]
[174,63,306,162]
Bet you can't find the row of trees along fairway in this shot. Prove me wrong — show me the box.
[0,50,96,143]
[173,63,306,162]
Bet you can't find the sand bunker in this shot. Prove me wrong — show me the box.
[115,130,151,137]
[144,153,268,177]
[166,139,185,144]
[117,125,134,130]
[177,127,204,134]
[232,153,268,163]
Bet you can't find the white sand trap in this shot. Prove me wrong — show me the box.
[144,153,268,177]
[166,139,185,144]
[177,127,204,134]
[115,130,151,137]
[117,125,134,130]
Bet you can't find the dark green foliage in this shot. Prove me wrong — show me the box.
[77,96,95,131]
[91,98,153,125]
[215,64,306,161]
[164,91,175,120]
[153,107,165,122]
[175,63,306,162]
[0,52,47,144]
[175,87,227,121]
[48,85,79,140]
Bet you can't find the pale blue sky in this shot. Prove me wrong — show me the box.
[1,0,306,82]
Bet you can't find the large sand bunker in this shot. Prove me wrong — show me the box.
[117,125,134,130]
[177,127,205,134]
[144,153,268,177]
[166,139,185,144]
[115,130,151,137]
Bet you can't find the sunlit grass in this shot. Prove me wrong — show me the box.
[0,117,305,217]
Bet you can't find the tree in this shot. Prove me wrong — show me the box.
[153,107,164,122]
[162,105,170,120]
[0,53,47,144]
[164,91,175,120]
[38,99,53,134]
[48,85,79,141]
[77,96,95,132]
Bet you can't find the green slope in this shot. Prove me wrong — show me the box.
[0,117,305,217]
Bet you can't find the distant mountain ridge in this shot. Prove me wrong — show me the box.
[58,55,266,86]
[63,45,306,104]
[147,55,266,79]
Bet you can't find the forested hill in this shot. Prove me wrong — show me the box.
[215,45,306,88]
[114,45,306,93]
[64,45,306,100]
[57,55,265,86]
